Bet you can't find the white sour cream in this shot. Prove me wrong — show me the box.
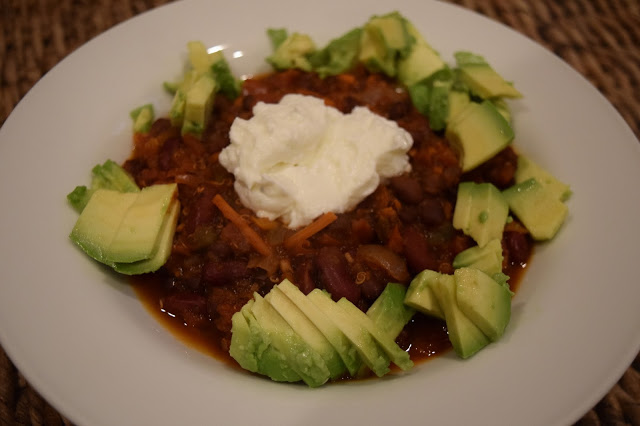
[218,94,413,229]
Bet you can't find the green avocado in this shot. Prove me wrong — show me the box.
[431,274,490,359]
[358,12,414,77]
[502,178,568,241]
[404,269,445,320]
[109,184,178,263]
[239,300,301,382]
[129,104,155,134]
[182,72,217,136]
[265,286,346,379]
[70,189,139,265]
[307,289,390,377]
[397,22,446,87]
[447,89,471,123]
[112,199,180,275]
[445,101,514,172]
[453,182,509,248]
[308,27,363,78]
[337,298,413,371]
[453,238,504,277]
[70,184,179,273]
[67,160,140,213]
[250,293,330,387]
[266,32,316,71]
[276,280,360,376]
[515,156,572,202]
[454,51,522,99]
[229,309,259,373]
[366,282,415,339]
[454,267,512,342]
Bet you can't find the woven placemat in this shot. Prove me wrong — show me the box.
[1,0,639,425]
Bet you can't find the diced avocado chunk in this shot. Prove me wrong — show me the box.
[445,101,514,172]
[250,293,330,387]
[276,280,360,376]
[307,289,390,377]
[515,156,572,202]
[366,282,415,339]
[239,301,301,382]
[67,160,140,213]
[267,28,289,50]
[70,189,139,265]
[503,178,568,241]
[182,72,217,136]
[109,184,178,263]
[454,267,512,342]
[453,238,504,276]
[130,104,155,134]
[111,199,179,275]
[358,12,414,77]
[266,32,316,71]
[397,22,446,87]
[454,51,522,99]
[337,298,413,371]
[453,182,509,248]
[308,28,363,78]
[431,274,490,359]
[210,57,241,99]
[427,79,453,131]
[447,89,471,123]
[404,269,445,319]
[265,286,346,379]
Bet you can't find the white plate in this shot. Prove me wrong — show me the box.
[1,1,639,425]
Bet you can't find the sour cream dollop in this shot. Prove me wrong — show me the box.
[218,94,414,229]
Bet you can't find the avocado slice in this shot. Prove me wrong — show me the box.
[276,280,361,376]
[431,274,490,359]
[70,189,139,265]
[109,183,178,263]
[453,181,509,248]
[454,267,512,342]
[366,282,415,339]
[447,89,471,123]
[265,286,346,379]
[445,101,514,172]
[502,178,568,241]
[112,199,179,275]
[130,103,154,134]
[239,301,301,382]
[337,298,413,371]
[307,289,390,377]
[453,238,504,277]
[515,156,572,202]
[404,269,445,320]
[250,293,330,387]
[229,309,259,373]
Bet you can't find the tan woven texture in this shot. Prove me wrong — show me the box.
[1,0,639,424]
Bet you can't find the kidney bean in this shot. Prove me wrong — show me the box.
[360,273,388,302]
[390,175,423,205]
[402,226,438,274]
[418,197,446,226]
[201,260,250,286]
[356,244,410,283]
[158,137,181,171]
[503,231,531,266]
[315,246,360,304]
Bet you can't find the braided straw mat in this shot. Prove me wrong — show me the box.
[1,0,639,424]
